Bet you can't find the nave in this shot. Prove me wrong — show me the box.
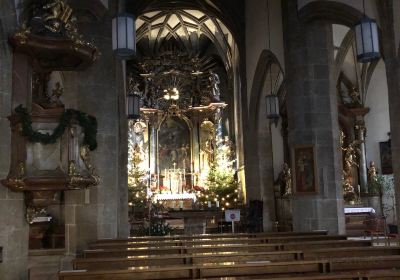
[59,231,400,280]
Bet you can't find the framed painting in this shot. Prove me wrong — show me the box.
[379,141,393,174]
[293,145,317,194]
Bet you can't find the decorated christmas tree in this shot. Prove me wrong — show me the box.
[199,136,241,209]
[128,139,148,208]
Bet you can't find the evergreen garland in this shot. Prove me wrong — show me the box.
[15,105,98,151]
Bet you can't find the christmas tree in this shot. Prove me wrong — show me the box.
[128,139,148,208]
[199,136,241,209]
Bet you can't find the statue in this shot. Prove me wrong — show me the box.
[42,0,72,33]
[368,161,378,182]
[343,141,361,177]
[282,163,292,197]
[49,82,64,106]
[208,70,220,101]
[349,87,362,106]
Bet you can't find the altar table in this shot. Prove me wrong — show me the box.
[169,210,221,235]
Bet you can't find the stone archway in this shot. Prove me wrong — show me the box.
[247,49,285,231]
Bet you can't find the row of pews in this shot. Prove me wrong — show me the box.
[59,231,400,279]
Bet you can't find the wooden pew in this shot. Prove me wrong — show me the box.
[95,231,328,244]
[90,235,347,250]
[74,246,400,271]
[59,256,400,280]
[304,246,400,259]
[83,240,372,259]
[60,259,330,280]
[74,250,302,270]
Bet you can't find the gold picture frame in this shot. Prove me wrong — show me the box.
[292,145,318,194]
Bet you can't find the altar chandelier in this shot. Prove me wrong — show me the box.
[163,87,179,100]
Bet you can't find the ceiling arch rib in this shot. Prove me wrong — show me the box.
[136,9,233,71]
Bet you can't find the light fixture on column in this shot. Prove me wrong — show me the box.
[265,0,280,127]
[355,0,380,63]
[112,13,136,58]
[126,91,140,120]
[266,94,280,126]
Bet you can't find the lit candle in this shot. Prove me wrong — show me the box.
[208,201,211,208]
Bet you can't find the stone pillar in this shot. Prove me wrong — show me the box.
[64,4,129,255]
[378,1,400,229]
[282,0,345,234]
[0,2,29,279]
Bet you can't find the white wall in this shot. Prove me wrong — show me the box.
[364,60,390,172]
[245,0,285,180]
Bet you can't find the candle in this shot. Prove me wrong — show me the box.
[179,201,183,209]
[216,201,219,208]
[207,201,211,208]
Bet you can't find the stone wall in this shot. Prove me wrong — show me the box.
[0,1,29,279]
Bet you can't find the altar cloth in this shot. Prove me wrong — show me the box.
[344,207,376,214]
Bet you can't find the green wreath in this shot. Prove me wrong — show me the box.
[15,105,98,151]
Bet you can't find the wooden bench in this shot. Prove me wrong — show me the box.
[90,235,347,249]
[59,255,400,280]
[83,240,372,259]
[60,259,330,280]
[304,246,400,259]
[74,250,302,270]
[95,231,328,243]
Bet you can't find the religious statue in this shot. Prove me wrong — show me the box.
[128,73,141,95]
[42,0,72,33]
[208,70,220,101]
[49,82,64,107]
[342,140,362,177]
[368,161,378,183]
[282,163,292,197]
[349,87,362,106]
[204,131,215,164]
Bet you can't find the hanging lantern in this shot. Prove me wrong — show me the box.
[266,94,280,125]
[126,92,140,119]
[112,13,136,58]
[355,16,380,63]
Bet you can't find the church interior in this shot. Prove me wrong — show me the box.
[2,0,400,279]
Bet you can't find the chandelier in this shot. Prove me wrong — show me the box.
[163,87,179,100]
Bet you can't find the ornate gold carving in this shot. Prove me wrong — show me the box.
[368,161,377,183]
[26,207,47,224]
[14,24,30,44]
[2,162,26,191]
[67,146,99,189]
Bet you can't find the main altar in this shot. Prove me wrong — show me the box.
[127,50,240,215]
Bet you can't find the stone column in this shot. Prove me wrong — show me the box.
[64,3,129,255]
[355,121,368,194]
[0,2,29,278]
[378,1,400,229]
[282,0,345,234]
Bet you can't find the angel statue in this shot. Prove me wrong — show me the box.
[209,70,220,101]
